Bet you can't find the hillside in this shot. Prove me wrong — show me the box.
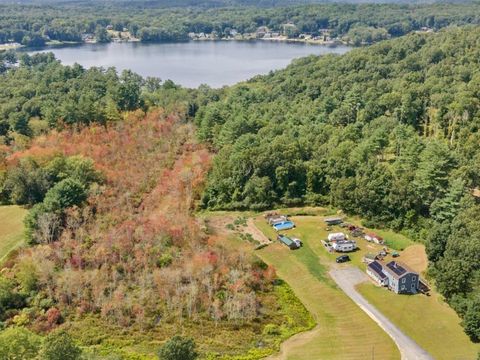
[0,109,313,358]
[196,26,480,340]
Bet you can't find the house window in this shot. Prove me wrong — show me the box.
[412,276,416,281]
[401,285,406,291]
[402,278,406,284]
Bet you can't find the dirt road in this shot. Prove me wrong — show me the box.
[329,267,434,360]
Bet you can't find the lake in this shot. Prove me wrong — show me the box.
[30,41,351,88]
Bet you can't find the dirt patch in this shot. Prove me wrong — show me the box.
[207,215,272,246]
[245,218,272,245]
[399,244,428,274]
[205,215,236,237]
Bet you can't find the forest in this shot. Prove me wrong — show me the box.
[195,26,480,340]
[2,14,480,357]
[0,2,480,46]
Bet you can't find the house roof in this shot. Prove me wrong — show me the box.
[368,261,387,279]
[384,261,417,279]
[324,217,343,222]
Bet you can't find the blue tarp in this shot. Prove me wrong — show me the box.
[273,221,295,231]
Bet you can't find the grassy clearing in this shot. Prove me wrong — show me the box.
[0,205,27,263]
[254,216,400,360]
[357,283,480,360]
[345,216,414,250]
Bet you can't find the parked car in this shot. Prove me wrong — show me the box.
[336,255,350,263]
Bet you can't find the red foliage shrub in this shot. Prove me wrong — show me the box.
[46,307,62,326]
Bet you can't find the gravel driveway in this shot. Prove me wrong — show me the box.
[329,267,434,360]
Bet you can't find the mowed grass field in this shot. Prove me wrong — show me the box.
[254,212,480,360]
[357,284,480,360]
[0,205,27,263]
[254,216,400,360]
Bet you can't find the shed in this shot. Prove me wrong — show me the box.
[278,234,300,250]
[363,253,377,264]
[365,233,384,244]
[324,217,343,225]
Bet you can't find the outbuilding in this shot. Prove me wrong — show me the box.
[364,233,384,244]
[324,217,343,226]
[278,234,301,250]
[367,261,388,286]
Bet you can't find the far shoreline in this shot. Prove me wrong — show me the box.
[12,37,348,53]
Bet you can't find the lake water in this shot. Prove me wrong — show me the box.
[30,41,351,88]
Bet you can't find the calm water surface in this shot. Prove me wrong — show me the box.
[30,41,351,88]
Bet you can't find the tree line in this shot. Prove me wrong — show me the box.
[0,52,145,141]
[0,2,480,46]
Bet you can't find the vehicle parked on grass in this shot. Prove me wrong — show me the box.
[336,255,350,263]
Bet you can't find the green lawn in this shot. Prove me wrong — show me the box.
[357,283,480,360]
[0,205,27,263]
[255,216,400,360]
[256,212,479,360]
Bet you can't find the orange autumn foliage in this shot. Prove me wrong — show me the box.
[10,109,273,327]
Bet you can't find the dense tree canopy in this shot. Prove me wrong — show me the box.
[194,26,480,339]
[0,2,479,46]
[0,53,148,139]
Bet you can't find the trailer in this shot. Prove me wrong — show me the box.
[332,240,357,252]
[327,232,347,242]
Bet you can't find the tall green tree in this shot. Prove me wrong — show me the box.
[40,330,82,360]
[158,336,198,360]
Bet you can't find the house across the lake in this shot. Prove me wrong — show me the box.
[366,260,419,294]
